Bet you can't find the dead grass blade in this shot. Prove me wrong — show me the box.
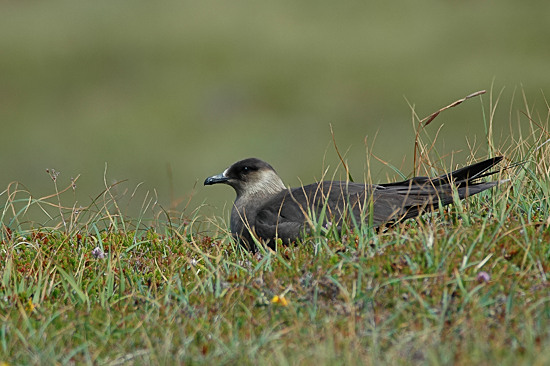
[414,90,486,174]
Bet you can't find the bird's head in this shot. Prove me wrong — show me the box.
[204,158,285,199]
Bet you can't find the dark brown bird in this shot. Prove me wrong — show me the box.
[204,157,503,251]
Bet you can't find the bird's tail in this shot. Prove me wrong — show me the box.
[432,156,504,187]
[381,156,504,190]
[421,156,506,203]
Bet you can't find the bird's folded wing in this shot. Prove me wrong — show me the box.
[254,195,307,244]
[372,180,499,222]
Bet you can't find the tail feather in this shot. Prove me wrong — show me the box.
[374,157,504,223]
[380,156,504,189]
[438,156,504,185]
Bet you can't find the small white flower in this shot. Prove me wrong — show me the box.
[91,247,105,259]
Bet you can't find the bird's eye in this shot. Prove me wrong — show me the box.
[242,166,250,173]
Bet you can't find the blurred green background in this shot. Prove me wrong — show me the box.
[1,1,549,223]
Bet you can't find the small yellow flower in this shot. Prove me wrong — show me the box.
[271,295,289,307]
[25,299,36,313]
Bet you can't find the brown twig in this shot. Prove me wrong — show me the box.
[414,90,486,174]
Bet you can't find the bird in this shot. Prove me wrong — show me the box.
[204,156,504,251]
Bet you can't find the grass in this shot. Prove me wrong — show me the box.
[1,97,550,365]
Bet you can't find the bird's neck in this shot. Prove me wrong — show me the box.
[235,171,286,202]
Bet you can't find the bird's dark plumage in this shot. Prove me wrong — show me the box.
[204,157,504,251]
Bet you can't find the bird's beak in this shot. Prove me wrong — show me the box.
[204,173,229,186]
